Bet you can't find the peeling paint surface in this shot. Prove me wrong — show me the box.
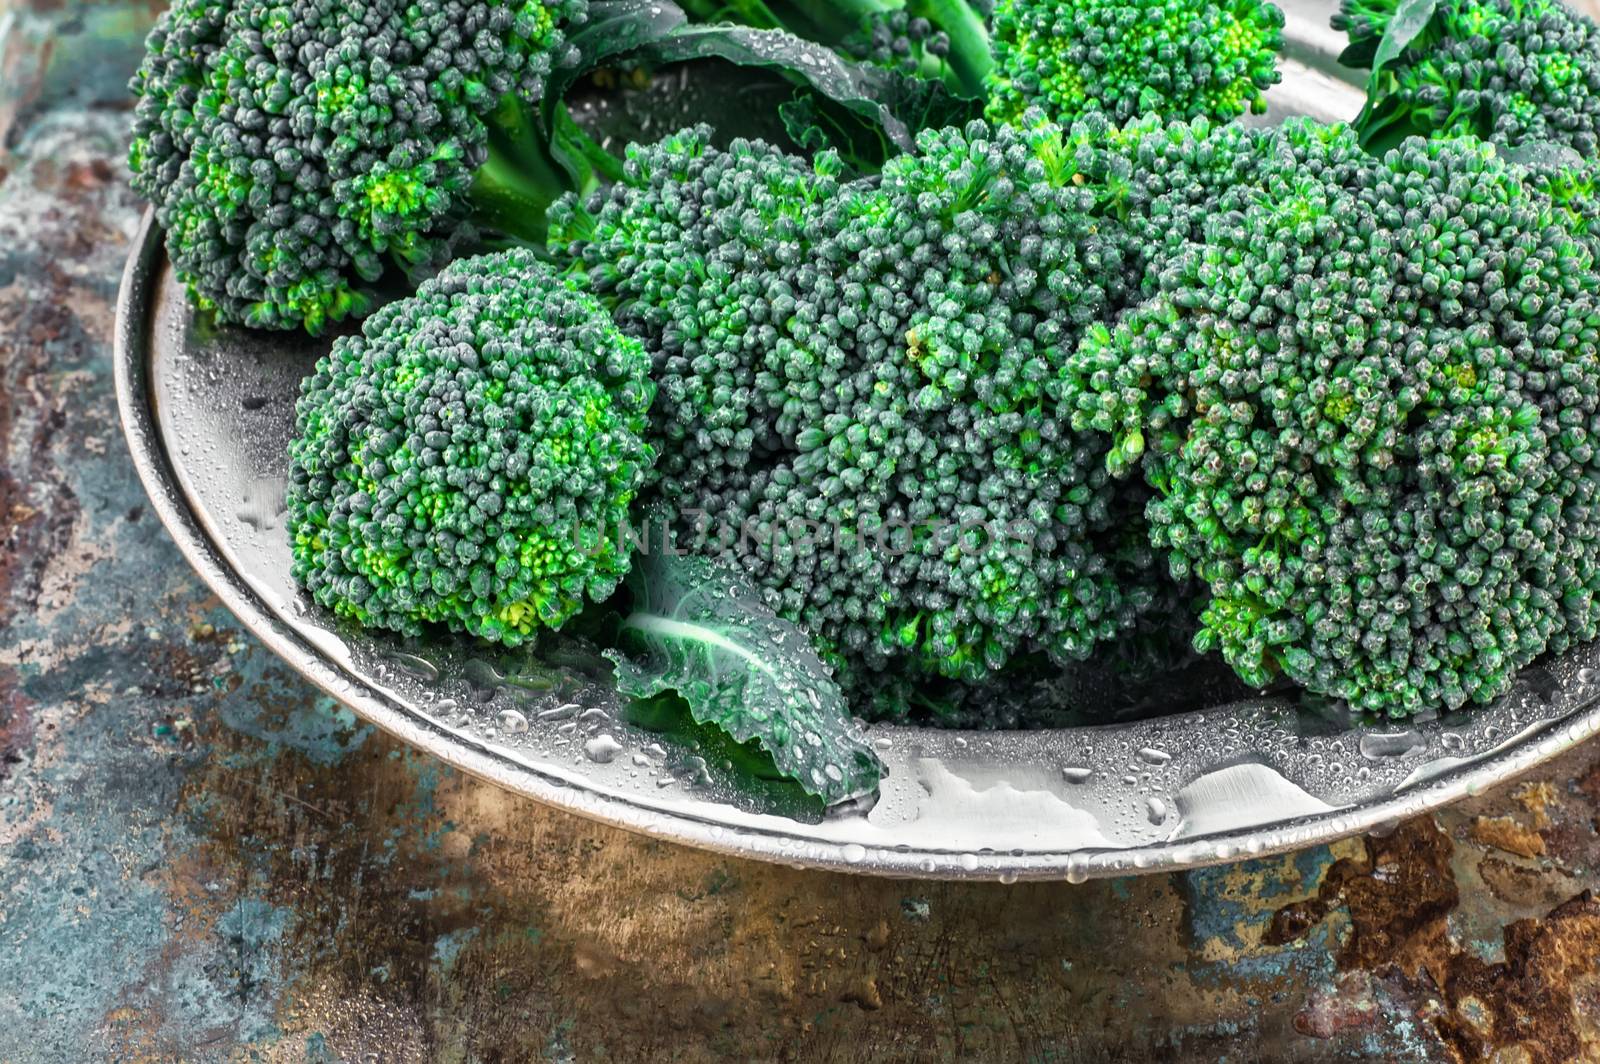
[8,10,1600,1063]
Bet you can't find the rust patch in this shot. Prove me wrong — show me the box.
[1512,783,1557,830]
[1470,815,1546,860]
[1432,892,1600,1063]
[62,156,114,192]
[1575,757,1600,806]
[1294,971,1378,1039]
[1269,817,1600,1062]
[1476,857,1568,910]
[1264,818,1458,979]
[0,283,86,630]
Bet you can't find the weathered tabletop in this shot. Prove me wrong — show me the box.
[6,6,1600,1062]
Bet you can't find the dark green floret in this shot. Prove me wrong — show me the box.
[985,0,1285,126]
[552,118,1168,689]
[286,248,656,645]
[1059,124,1600,717]
[129,0,587,333]
[1335,0,1600,152]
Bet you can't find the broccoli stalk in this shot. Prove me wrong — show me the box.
[464,96,602,250]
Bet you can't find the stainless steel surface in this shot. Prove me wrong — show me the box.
[114,2,1600,879]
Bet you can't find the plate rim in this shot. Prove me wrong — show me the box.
[115,210,1600,880]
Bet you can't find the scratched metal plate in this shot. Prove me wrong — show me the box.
[114,1,1600,879]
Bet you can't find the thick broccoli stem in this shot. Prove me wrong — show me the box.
[467,96,579,247]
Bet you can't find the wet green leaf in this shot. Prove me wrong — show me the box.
[605,541,882,804]
[1371,0,1439,77]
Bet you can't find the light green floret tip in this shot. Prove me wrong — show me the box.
[285,248,657,646]
[985,0,1286,127]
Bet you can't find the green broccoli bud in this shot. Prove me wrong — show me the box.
[985,0,1286,127]
[1059,121,1600,718]
[129,0,587,333]
[286,248,656,644]
[553,117,1166,694]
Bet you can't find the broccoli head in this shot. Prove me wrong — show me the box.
[286,248,656,644]
[985,0,1286,127]
[1070,113,1291,297]
[554,119,1168,688]
[1335,0,1600,153]
[550,128,828,507]
[1060,123,1600,717]
[129,0,586,333]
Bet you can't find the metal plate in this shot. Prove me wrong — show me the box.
[114,2,1600,879]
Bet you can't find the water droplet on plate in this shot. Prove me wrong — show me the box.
[583,734,623,763]
[386,651,439,683]
[1358,730,1424,760]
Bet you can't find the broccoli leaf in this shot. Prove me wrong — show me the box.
[624,692,828,820]
[636,23,924,150]
[777,75,977,174]
[1336,36,1380,70]
[1503,141,1586,170]
[604,544,882,805]
[551,1,969,161]
[547,0,692,123]
[1370,0,1439,77]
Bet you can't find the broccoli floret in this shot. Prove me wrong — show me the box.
[553,119,1168,688]
[549,128,826,506]
[1335,0,1600,153]
[1057,112,1301,301]
[285,248,656,644]
[1059,122,1600,717]
[128,0,587,333]
[985,0,1285,127]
